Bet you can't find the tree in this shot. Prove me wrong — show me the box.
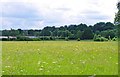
[68,25,77,31]
[28,29,35,36]
[61,30,71,37]
[18,29,23,35]
[0,31,2,36]
[57,31,63,37]
[104,22,115,30]
[76,30,82,39]
[115,2,120,24]
[43,26,56,32]
[53,30,58,37]
[10,29,19,36]
[93,22,106,32]
[81,28,94,40]
[2,30,10,36]
[40,30,51,36]
[100,30,115,39]
[1,21,117,41]
[77,23,88,31]
[114,2,120,38]
[68,34,76,40]
[59,26,66,31]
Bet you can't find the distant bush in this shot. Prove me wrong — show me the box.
[100,37,108,41]
[65,37,69,41]
[32,38,41,41]
[112,37,117,41]
[2,38,9,41]
[93,36,108,41]
[2,38,17,41]
[77,38,80,41]
[39,36,56,40]
[68,34,77,40]
[9,38,17,41]
[94,38,101,41]
[49,36,55,40]
[17,36,31,41]
[40,36,50,40]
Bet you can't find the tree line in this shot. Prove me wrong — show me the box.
[0,22,118,41]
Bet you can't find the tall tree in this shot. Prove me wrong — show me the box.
[81,28,94,40]
[76,30,82,39]
[114,2,120,38]
[115,2,120,24]
[77,23,88,31]
[93,22,106,32]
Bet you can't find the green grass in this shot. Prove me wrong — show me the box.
[2,41,118,75]
[0,41,2,76]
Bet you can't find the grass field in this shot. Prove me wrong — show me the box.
[2,41,118,75]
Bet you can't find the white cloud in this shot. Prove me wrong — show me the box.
[0,0,118,29]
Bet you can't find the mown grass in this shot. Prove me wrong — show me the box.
[2,41,118,75]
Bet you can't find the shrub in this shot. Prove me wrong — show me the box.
[2,38,17,41]
[94,38,101,41]
[65,37,69,41]
[32,38,41,41]
[94,37,108,42]
[112,37,117,41]
[49,36,55,40]
[77,38,80,41]
[2,38,9,41]
[9,38,17,41]
[17,36,31,41]
[101,37,108,41]
[40,36,50,40]
[68,34,77,40]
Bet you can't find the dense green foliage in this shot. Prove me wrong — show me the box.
[114,2,120,39]
[1,22,117,41]
[114,2,119,22]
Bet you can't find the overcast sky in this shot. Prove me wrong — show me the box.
[0,0,118,30]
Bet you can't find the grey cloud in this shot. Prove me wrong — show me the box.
[81,10,110,20]
[2,17,44,29]
[1,2,43,20]
[1,2,44,29]
[86,14,110,20]
[0,0,115,29]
